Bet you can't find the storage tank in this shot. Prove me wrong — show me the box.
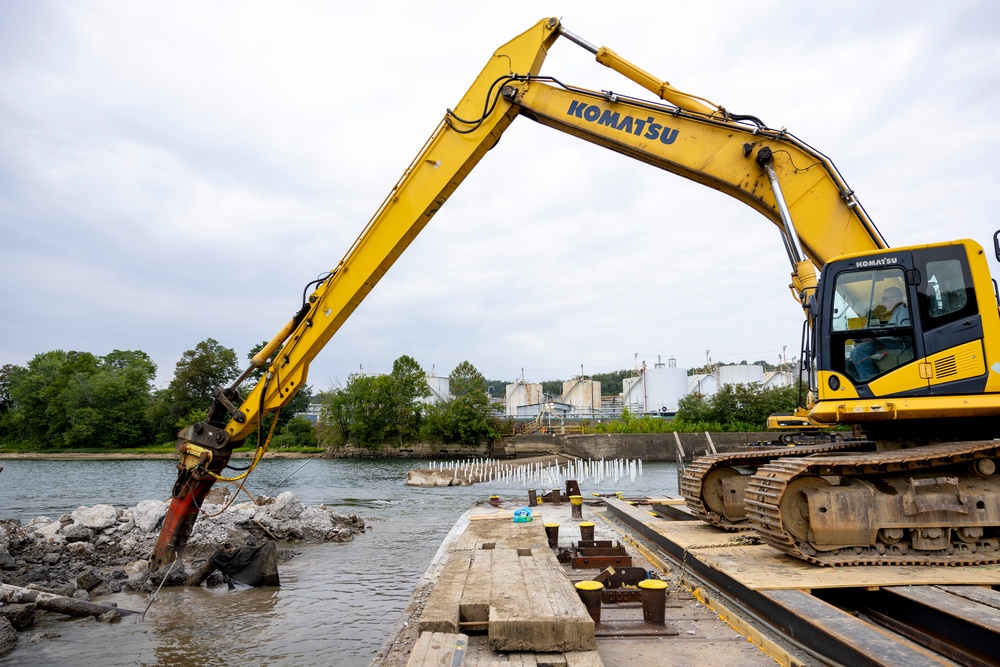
[422,374,451,404]
[620,357,688,414]
[716,364,765,386]
[621,375,644,413]
[505,380,543,416]
[644,362,688,414]
[560,379,601,416]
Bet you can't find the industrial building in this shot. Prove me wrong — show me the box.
[300,357,798,424]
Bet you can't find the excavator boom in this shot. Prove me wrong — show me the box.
[152,17,998,571]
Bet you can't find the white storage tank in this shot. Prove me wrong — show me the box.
[505,380,543,416]
[423,374,451,404]
[620,357,688,414]
[644,363,688,414]
[621,375,644,413]
[716,364,765,386]
[560,379,601,416]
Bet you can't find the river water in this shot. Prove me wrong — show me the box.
[0,457,679,666]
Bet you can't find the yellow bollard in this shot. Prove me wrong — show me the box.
[544,522,559,548]
[575,580,603,623]
[638,579,669,624]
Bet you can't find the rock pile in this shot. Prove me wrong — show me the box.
[0,491,365,655]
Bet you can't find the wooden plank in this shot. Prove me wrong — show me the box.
[488,548,596,653]
[764,589,956,666]
[693,545,1000,591]
[418,552,472,634]
[405,632,469,667]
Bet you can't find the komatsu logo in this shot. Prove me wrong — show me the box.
[567,100,679,145]
[856,256,899,268]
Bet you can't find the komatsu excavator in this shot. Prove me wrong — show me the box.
[151,18,1000,570]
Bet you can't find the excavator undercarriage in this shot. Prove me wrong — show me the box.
[679,439,874,530]
[735,441,1000,566]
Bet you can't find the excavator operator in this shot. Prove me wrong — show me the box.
[849,286,912,381]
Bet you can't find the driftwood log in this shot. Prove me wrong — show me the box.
[0,583,139,618]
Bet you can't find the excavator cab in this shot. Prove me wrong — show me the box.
[810,239,1000,439]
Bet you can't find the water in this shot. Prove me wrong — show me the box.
[0,457,680,666]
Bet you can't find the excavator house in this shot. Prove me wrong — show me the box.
[152,18,1000,570]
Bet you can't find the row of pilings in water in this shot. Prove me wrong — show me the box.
[427,457,643,487]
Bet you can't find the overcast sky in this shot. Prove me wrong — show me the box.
[2,1,998,391]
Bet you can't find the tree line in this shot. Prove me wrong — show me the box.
[0,339,312,450]
[0,342,804,451]
[0,343,503,451]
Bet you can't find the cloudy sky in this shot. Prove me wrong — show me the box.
[2,1,998,391]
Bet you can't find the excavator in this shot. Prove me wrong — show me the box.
[151,17,1000,570]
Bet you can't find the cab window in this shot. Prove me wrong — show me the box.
[830,267,915,383]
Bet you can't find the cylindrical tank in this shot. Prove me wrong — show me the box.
[423,374,451,404]
[643,365,688,414]
[561,379,601,416]
[505,381,543,416]
[716,364,765,386]
[619,362,688,414]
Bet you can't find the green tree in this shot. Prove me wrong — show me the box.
[449,360,486,398]
[674,382,803,431]
[313,355,430,449]
[421,361,498,445]
[6,351,99,447]
[0,363,22,438]
[148,338,239,440]
[61,350,157,448]
[4,350,156,448]
[387,355,430,444]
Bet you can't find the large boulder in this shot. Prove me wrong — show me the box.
[71,505,117,530]
[132,500,168,533]
[27,518,63,542]
[405,469,464,487]
[267,492,304,521]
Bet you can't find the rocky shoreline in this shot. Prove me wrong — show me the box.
[0,490,364,655]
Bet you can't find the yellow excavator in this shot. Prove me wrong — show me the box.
[152,18,1000,570]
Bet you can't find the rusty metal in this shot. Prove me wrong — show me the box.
[600,589,643,604]
[745,440,1000,566]
[570,555,633,569]
[594,566,649,589]
[577,540,613,549]
[578,545,628,557]
[639,580,668,625]
[679,439,873,530]
[574,581,603,623]
[544,523,559,549]
[579,522,595,541]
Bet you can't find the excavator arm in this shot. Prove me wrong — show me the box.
[151,17,888,569]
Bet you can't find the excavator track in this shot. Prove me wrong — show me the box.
[679,439,873,530]
[745,441,1000,566]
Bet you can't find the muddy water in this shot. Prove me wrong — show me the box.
[0,458,679,666]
